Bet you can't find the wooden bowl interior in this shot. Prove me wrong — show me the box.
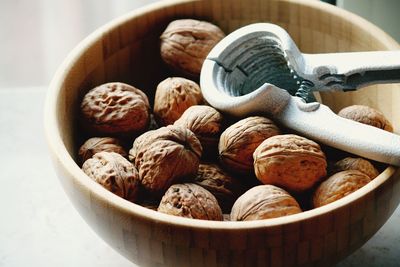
[50,1,400,266]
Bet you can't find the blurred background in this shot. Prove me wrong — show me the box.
[0,0,399,89]
[0,0,161,89]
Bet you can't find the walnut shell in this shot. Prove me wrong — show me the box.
[129,125,201,163]
[154,77,203,126]
[230,185,302,221]
[158,183,223,220]
[80,82,150,136]
[194,163,243,213]
[78,137,127,165]
[130,125,202,195]
[82,152,139,202]
[312,170,371,208]
[333,157,379,179]
[160,19,225,78]
[253,134,327,192]
[174,105,223,158]
[128,129,157,163]
[338,105,393,132]
[219,116,280,175]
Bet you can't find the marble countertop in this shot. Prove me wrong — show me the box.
[0,86,399,266]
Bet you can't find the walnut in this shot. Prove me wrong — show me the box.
[78,137,127,165]
[82,152,139,202]
[128,129,157,163]
[338,105,393,132]
[129,125,199,162]
[253,134,327,193]
[174,105,223,158]
[193,163,243,213]
[230,185,302,221]
[158,183,223,220]
[312,170,371,208]
[129,125,202,195]
[153,77,203,126]
[160,19,225,78]
[219,116,280,175]
[333,157,379,179]
[80,82,150,137]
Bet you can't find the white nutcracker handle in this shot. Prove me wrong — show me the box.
[200,75,400,166]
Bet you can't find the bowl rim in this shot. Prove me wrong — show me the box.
[44,0,400,230]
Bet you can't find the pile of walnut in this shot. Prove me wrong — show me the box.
[78,19,393,222]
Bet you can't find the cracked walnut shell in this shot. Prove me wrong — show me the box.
[230,185,302,221]
[194,163,243,213]
[82,152,139,202]
[338,105,393,132]
[154,77,203,126]
[219,116,280,175]
[253,134,327,193]
[174,105,223,158]
[313,170,371,208]
[78,137,127,165]
[129,125,202,195]
[80,82,150,136]
[160,19,225,78]
[158,183,223,220]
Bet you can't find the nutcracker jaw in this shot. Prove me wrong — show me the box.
[200,23,400,166]
[202,23,400,97]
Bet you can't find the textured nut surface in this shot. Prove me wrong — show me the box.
[338,105,393,132]
[194,163,243,213]
[130,125,202,195]
[333,157,379,179]
[174,105,223,158]
[129,125,201,163]
[253,134,327,192]
[230,185,302,221]
[80,82,150,136]
[78,137,127,164]
[219,116,280,174]
[158,183,223,220]
[313,170,371,207]
[82,152,139,202]
[128,129,156,163]
[160,19,225,78]
[154,77,203,126]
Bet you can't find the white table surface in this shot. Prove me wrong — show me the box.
[0,86,399,266]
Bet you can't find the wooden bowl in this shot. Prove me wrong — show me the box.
[44,0,400,266]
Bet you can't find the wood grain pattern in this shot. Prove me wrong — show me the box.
[44,0,400,266]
